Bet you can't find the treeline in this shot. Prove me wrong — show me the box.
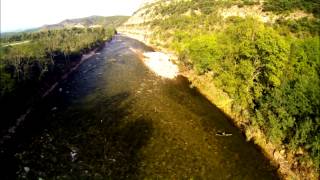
[149,0,320,171]
[0,27,116,129]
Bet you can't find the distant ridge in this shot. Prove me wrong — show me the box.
[41,15,129,30]
[1,16,129,37]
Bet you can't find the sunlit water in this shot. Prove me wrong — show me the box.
[0,35,278,179]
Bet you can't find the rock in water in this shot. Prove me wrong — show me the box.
[24,167,30,173]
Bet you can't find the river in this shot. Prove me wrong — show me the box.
[0,35,279,179]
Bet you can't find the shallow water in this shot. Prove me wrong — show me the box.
[0,35,279,179]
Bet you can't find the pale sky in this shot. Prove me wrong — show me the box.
[1,0,144,32]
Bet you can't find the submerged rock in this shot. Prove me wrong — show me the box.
[24,167,30,173]
[70,152,77,162]
[109,58,117,63]
[70,147,79,162]
[8,127,16,134]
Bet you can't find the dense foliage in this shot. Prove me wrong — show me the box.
[0,27,115,128]
[148,0,320,169]
[264,0,320,17]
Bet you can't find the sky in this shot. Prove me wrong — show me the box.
[1,0,144,32]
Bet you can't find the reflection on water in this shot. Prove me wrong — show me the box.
[0,35,279,179]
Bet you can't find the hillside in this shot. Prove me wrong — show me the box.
[0,16,128,38]
[41,15,129,30]
[1,16,129,44]
[120,0,320,179]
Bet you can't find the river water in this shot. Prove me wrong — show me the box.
[0,35,279,179]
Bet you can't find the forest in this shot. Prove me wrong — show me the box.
[0,27,116,129]
[148,0,320,171]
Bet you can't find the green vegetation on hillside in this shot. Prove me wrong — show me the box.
[264,0,320,16]
[42,16,129,30]
[0,27,116,128]
[146,0,320,171]
[152,0,320,17]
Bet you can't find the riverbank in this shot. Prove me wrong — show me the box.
[0,28,116,133]
[129,47,179,79]
[120,32,318,179]
[0,40,109,146]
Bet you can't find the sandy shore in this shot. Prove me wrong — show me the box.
[142,52,179,79]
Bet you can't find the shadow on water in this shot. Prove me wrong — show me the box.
[164,75,243,134]
[1,92,154,179]
[160,75,278,178]
[0,37,155,179]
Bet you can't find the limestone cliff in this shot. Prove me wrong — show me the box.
[119,0,314,44]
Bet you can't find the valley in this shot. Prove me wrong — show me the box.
[0,0,319,179]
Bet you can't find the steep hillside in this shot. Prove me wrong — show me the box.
[120,0,318,43]
[41,15,129,30]
[120,0,319,179]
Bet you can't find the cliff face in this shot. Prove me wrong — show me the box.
[119,0,313,44]
[118,0,159,43]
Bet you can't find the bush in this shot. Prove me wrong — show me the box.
[188,35,221,74]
